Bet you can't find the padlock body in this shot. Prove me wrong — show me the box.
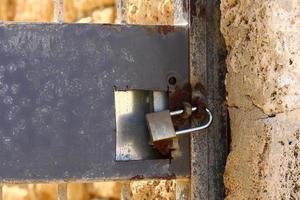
[146,110,177,142]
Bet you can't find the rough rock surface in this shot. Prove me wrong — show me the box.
[14,0,54,22]
[0,0,116,23]
[72,0,114,19]
[87,182,122,199]
[221,0,300,199]
[126,0,173,25]
[0,0,14,21]
[222,0,300,115]
[3,184,57,200]
[130,180,176,200]
[77,7,115,23]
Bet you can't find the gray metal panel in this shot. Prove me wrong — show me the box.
[0,23,189,182]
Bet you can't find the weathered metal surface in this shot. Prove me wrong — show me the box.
[115,90,166,161]
[0,23,189,182]
[189,0,228,199]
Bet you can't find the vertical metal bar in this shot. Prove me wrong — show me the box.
[0,184,2,200]
[115,3,131,196]
[120,182,131,200]
[206,1,228,198]
[53,0,64,23]
[57,183,68,200]
[173,0,189,25]
[116,0,127,24]
[116,3,132,197]
[176,179,190,200]
[189,0,208,199]
[189,0,228,199]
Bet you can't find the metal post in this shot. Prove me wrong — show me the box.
[120,182,131,200]
[173,0,189,25]
[116,0,127,24]
[176,179,190,200]
[57,183,68,200]
[189,0,228,199]
[53,0,64,23]
[0,184,2,200]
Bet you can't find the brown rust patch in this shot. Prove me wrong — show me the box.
[130,175,145,180]
[157,25,175,35]
[153,140,175,156]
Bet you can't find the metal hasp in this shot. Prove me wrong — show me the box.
[0,23,189,182]
[189,0,228,199]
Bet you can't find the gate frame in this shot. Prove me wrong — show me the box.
[0,0,228,199]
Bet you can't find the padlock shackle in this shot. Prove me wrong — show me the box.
[175,108,213,135]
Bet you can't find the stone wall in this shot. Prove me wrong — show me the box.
[221,0,300,199]
[0,0,115,23]
[126,0,173,24]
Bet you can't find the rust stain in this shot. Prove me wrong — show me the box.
[169,83,191,130]
[152,82,209,156]
[157,25,175,35]
[152,83,192,156]
[150,173,176,180]
[144,25,178,36]
[130,175,145,180]
[192,97,208,122]
[153,140,174,156]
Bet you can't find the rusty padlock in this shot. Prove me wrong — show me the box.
[146,105,213,142]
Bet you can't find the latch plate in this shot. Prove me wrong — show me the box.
[0,23,189,181]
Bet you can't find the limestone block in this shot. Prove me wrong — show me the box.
[64,0,77,22]
[3,185,30,200]
[77,6,115,23]
[130,180,176,200]
[222,0,300,115]
[87,182,122,199]
[222,0,300,199]
[225,108,300,199]
[73,0,114,19]
[0,0,116,23]
[67,183,90,200]
[28,184,57,200]
[0,0,9,20]
[14,0,54,22]
[0,0,15,21]
[126,0,173,25]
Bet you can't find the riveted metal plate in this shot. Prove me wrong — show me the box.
[0,23,189,182]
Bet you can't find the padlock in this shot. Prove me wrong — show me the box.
[146,106,213,142]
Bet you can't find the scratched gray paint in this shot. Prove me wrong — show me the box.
[0,23,189,182]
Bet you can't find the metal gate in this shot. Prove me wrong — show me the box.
[0,0,228,199]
